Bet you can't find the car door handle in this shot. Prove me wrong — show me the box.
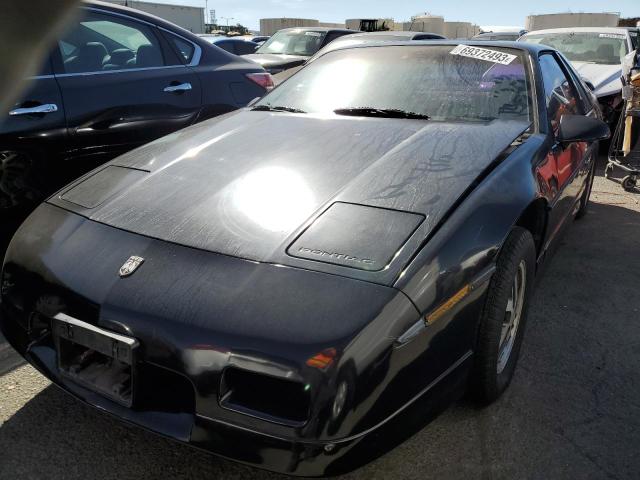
[163,83,192,93]
[9,103,58,116]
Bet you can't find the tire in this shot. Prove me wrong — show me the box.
[575,156,596,219]
[622,175,637,192]
[469,227,536,404]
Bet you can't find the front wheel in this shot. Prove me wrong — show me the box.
[469,227,536,404]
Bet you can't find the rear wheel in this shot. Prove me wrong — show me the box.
[469,227,536,404]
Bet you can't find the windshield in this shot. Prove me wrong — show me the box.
[522,32,628,65]
[256,45,533,123]
[256,30,326,56]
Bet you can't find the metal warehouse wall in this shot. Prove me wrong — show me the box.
[525,12,620,30]
[104,0,205,33]
[260,18,319,36]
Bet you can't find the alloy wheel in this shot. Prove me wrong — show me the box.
[497,259,527,374]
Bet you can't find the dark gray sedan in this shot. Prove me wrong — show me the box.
[244,27,357,73]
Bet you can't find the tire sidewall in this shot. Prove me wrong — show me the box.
[496,244,535,392]
[472,227,536,402]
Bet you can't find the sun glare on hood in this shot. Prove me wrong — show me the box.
[231,166,315,232]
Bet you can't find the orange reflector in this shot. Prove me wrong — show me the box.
[425,284,471,325]
[306,348,337,370]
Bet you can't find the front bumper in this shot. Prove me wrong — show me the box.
[0,203,480,475]
[0,306,471,476]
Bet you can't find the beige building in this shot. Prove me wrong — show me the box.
[104,0,205,33]
[525,12,620,31]
[260,18,319,36]
[402,15,445,35]
[319,22,346,29]
[444,21,478,39]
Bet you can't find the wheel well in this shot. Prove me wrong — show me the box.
[515,199,547,256]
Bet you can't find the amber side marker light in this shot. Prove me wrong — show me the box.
[425,284,471,325]
[306,348,337,369]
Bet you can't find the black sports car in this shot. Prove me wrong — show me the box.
[1,42,609,476]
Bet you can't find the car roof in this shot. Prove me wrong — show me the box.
[523,27,631,36]
[475,31,522,35]
[318,39,550,56]
[348,31,443,38]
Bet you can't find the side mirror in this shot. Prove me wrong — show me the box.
[558,114,610,143]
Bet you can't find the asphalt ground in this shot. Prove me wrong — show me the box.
[1,161,639,479]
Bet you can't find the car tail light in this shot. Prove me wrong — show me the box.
[246,72,274,91]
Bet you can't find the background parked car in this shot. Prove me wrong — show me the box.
[198,35,260,55]
[519,27,635,124]
[0,0,272,218]
[244,27,358,74]
[272,30,447,85]
[623,27,639,49]
[473,30,527,41]
[250,35,270,45]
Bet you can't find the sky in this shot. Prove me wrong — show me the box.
[151,0,638,31]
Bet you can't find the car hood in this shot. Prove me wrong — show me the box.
[243,53,308,70]
[572,61,623,97]
[50,112,529,281]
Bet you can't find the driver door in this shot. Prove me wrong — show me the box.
[537,53,589,242]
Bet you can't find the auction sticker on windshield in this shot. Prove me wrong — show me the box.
[450,45,516,65]
[599,33,626,39]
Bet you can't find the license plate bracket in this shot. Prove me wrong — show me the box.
[52,313,138,407]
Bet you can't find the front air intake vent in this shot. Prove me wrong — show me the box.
[220,367,310,427]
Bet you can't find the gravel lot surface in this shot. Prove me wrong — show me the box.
[1,164,639,479]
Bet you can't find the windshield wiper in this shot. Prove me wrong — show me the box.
[252,104,306,113]
[333,107,430,120]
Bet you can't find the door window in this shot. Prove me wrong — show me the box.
[59,11,165,73]
[169,35,196,63]
[539,54,581,133]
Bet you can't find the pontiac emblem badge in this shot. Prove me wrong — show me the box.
[119,256,144,277]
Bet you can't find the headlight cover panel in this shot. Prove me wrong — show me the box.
[287,202,424,272]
